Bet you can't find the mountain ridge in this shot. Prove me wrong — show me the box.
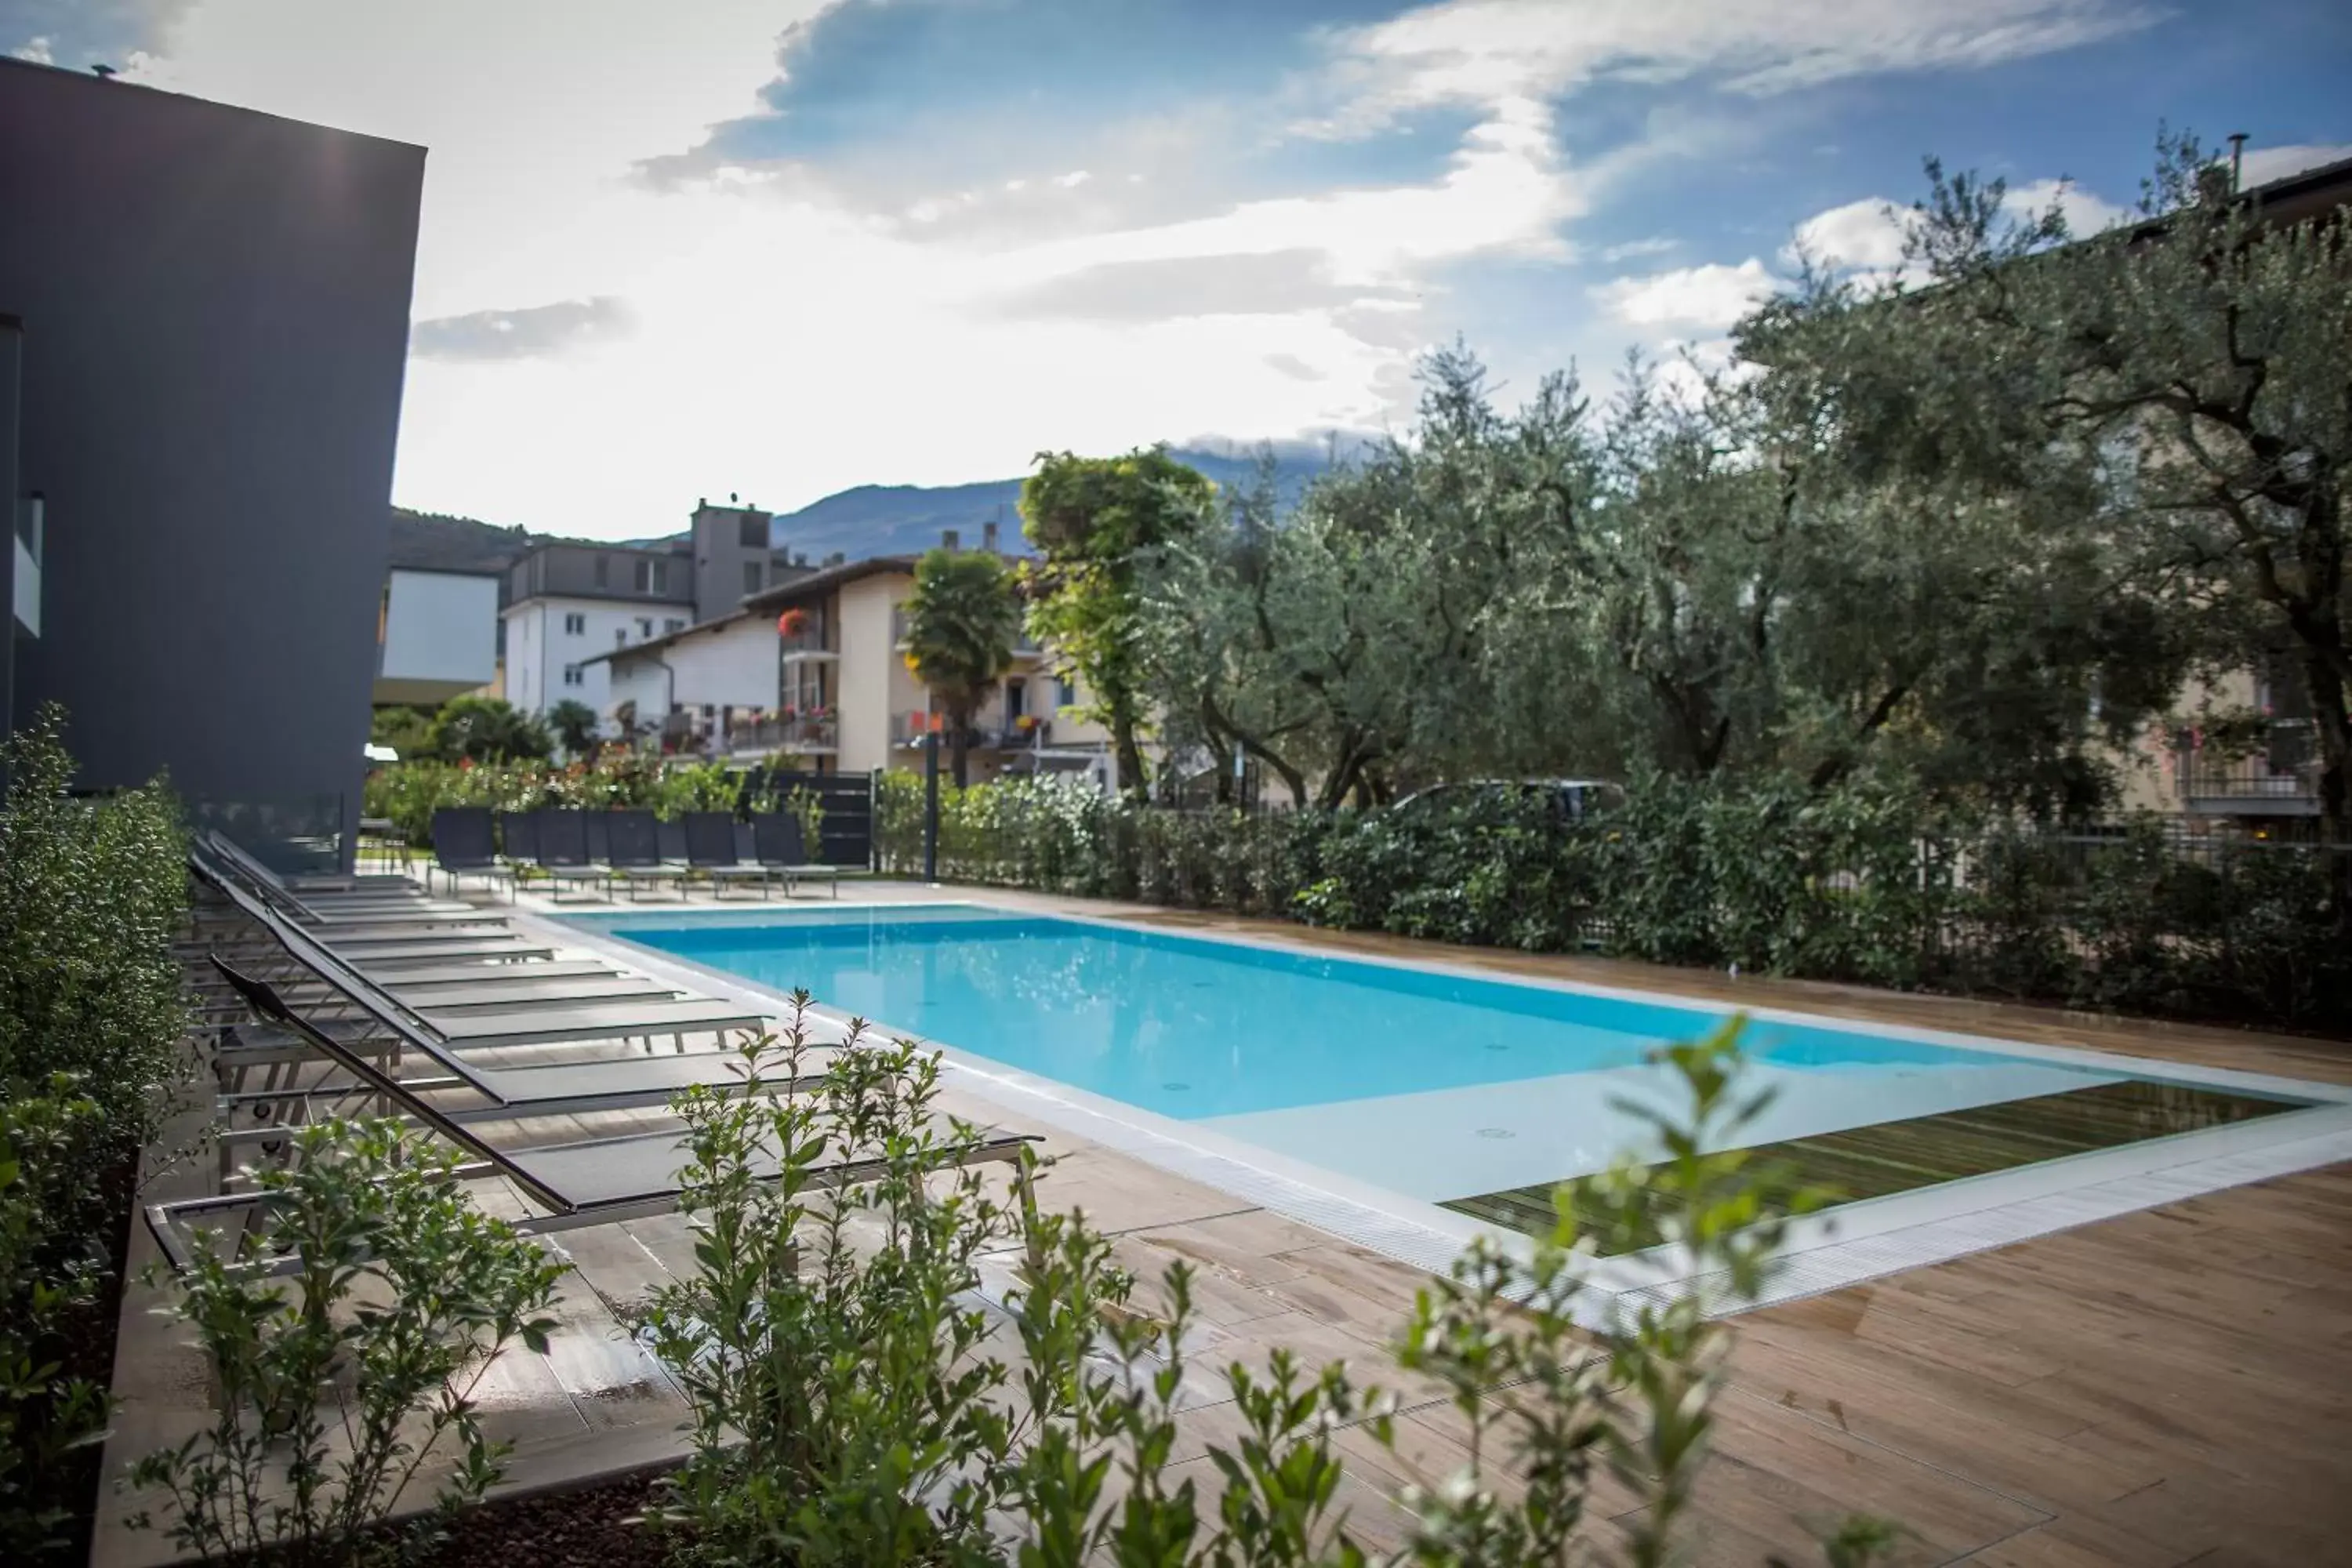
[387,444,1342,577]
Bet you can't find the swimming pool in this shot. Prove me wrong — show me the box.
[572,903,2347,1265]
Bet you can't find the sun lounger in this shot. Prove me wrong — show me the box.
[379,976,681,1012]
[212,885,766,1047]
[532,809,615,900]
[332,937,555,966]
[606,809,685,900]
[430,808,517,902]
[196,894,781,1102]
[198,833,483,924]
[753,811,839,898]
[374,960,629,989]
[496,809,541,875]
[684,811,780,899]
[150,959,1036,1277]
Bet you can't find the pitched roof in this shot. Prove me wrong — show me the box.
[742,553,920,612]
[578,606,757,667]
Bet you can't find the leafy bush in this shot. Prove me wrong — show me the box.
[422,695,554,764]
[641,1011,1891,1566]
[128,1119,566,1567]
[0,1089,118,1559]
[363,753,763,847]
[874,768,2352,1033]
[0,707,191,1557]
[0,706,191,1155]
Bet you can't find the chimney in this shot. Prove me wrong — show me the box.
[942,528,960,551]
[982,520,999,553]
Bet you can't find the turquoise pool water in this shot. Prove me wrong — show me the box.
[582,905,2319,1204]
[598,906,2127,1120]
[578,903,2334,1224]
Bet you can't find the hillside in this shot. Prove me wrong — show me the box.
[386,507,540,574]
[388,442,1351,579]
[766,444,1341,561]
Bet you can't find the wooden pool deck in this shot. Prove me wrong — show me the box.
[94,878,2352,1566]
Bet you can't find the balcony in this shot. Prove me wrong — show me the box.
[778,626,837,662]
[2178,729,2322,816]
[726,713,840,756]
[892,712,1050,750]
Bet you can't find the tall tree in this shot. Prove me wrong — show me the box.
[902,547,1022,787]
[1020,447,1215,801]
[1744,135,2350,833]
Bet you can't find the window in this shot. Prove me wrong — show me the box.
[561,664,584,687]
[1055,677,1076,708]
[634,557,670,594]
[593,554,610,588]
[665,618,685,635]
[739,515,767,549]
[563,612,586,636]
[615,628,627,646]
[1004,678,1025,720]
[637,617,654,638]
[742,561,763,595]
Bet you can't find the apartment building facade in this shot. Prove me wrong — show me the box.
[500,499,808,721]
[590,543,1113,786]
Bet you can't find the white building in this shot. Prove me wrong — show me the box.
[590,608,779,741]
[595,544,1116,783]
[499,499,805,727]
[506,593,692,719]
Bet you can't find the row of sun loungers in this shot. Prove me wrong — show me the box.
[160,833,1034,1276]
[426,806,840,904]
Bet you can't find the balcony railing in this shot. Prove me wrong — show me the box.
[2178,735,2321,816]
[727,715,840,753]
[892,713,1051,749]
[778,626,833,657]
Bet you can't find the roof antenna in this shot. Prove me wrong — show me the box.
[2228,132,2248,193]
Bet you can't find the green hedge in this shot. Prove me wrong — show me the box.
[0,706,191,1556]
[877,771,2352,1034]
[364,756,782,848]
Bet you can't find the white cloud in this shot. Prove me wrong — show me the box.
[1788,175,2129,275]
[2235,142,2352,189]
[1784,195,1912,270]
[1592,259,1777,328]
[10,36,55,63]
[1304,0,2155,136]
[1008,95,1580,289]
[1599,236,1680,263]
[2004,176,2129,236]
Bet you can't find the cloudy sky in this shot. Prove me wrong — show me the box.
[7,1,2347,539]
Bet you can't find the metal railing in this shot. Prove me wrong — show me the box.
[891,713,1051,749]
[727,715,839,753]
[2177,750,2322,814]
[778,626,832,656]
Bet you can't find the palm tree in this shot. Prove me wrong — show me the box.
[546,699,601,758]
[902,547,1022,786]
[426,695,553,764]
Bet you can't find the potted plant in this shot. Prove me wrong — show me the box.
[776,607,811,639]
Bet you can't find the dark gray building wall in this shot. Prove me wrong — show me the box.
[1,316,21,765]
[0,60,424,867]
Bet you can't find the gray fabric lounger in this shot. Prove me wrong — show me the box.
[151,960,1035,1277]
